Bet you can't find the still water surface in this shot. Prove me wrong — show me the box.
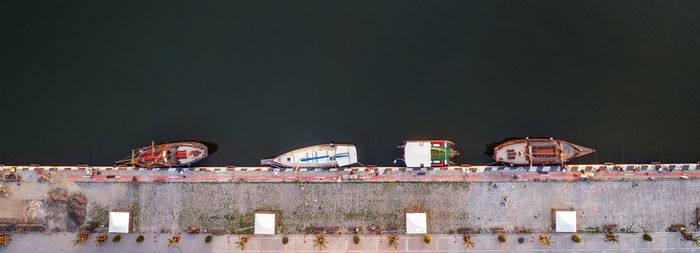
[1,1,699,166]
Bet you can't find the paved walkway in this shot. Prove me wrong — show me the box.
[2,169,699,234]
[3,163,697,173]
[3,232,700,252]
[3,163,697,184]
[2,165,699,252]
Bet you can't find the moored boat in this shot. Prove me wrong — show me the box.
[261,143,358,168]
[398,140,459,167]
[493,137,594,166]
[117,141,208,167]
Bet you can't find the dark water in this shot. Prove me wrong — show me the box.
[2,1,699,166]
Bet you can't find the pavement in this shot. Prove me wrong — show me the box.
[3,232,700,252]
[3,174,698,235]
[23,165,700,184]
[3,163,699,184]
[1,165,700,252]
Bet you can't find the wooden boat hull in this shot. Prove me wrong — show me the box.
[493,138,594,165]
[127,142,208,167]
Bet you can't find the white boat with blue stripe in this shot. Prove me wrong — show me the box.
[261,143,358,168]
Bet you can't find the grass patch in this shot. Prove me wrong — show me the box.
[619,226,638,233]
[584,226,602,233]
[80,205,109,232]
[129,201,141,231]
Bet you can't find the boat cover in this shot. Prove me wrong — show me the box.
[335,145,358,167]
[404,142,433,167]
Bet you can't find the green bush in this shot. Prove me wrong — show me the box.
[423,235,431,244]
[136,235,144,243]
[112,234,121,243]
[353,236,360,244]
[572,234,581,243]
[282,236,289,245]
[205,235,213,243]
[643,233,652,241]
[498,234,506,243]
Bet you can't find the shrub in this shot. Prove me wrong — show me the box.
[282,236,289,244]
[518,237,524,243]
[205,235,213,243]
[112,235,121,243]
[423,235,431,244]
[498,234,506,243]
[353,236,360,244]
[643,233,652,241]
[572,234,581,243]
[136,235,144,243]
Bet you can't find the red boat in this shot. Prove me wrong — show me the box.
[118,141,208,167]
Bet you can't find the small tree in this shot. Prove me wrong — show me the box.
[462,234,475,248]
[94,234,107,247]
[464,238,475,248]
[206,235,213,243]
[423,235,431,244]
[71,234,85,248]
[136,235,144,243]
[497,234,506,243]
[313,236,327,250]
[572,234,581,243]
[236,237,248,251]
[387,235,399,249]
[112,234,121,243]
[353,236,360,244]
[605,233,620,244]
[167,238,176,248]
[539,235,553,248]
[643,233,652,241]
[689,237,700,247]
